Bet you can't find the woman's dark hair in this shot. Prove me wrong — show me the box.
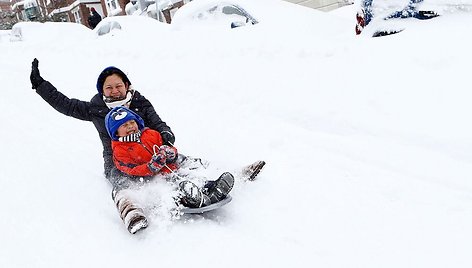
[96,66,131,95]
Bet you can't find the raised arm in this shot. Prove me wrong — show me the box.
[30,58,93,121]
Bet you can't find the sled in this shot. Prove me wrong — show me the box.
[180,195,232,214]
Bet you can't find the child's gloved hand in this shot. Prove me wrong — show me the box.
[148,151,166,173]
[159,145,178,163]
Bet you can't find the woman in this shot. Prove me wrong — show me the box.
[30,58,175,189]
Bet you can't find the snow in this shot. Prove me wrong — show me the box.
[1,0,472,267]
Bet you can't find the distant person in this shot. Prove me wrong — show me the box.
[88,7,102,29]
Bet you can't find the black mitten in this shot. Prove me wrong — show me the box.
[30,58,44,89]
[160,130,175,146]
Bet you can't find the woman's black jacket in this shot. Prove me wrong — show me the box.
[35,81,173,178]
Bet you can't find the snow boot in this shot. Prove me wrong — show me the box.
[242,160,266,181]
[206,172,235,203]
[179,180,211,208]
[112,189,148,234]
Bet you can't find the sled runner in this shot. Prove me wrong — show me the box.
[180,195,232,214]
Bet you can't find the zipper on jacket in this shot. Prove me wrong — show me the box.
[138,141,154,157]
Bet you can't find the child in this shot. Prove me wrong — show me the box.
[105,106,234,233]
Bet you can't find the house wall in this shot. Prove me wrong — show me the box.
[0,1,12,11]
[118,0,130,14]
[284,0,350,11]
[87,3,104,16]
[70,3,91,24]
[82,3,103,27]
[102,0,129,16]
[56,2,102,27]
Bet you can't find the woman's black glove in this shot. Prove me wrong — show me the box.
[30,58,44,89]
[160,131,175,146]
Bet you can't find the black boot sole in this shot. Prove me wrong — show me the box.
[209,172,234,203]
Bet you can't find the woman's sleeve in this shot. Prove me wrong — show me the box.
[35,81,93,121]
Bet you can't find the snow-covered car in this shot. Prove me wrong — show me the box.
[171,0,259,30]
[9,21,92,42]
[171,0,349,36]
[94,15,170,38]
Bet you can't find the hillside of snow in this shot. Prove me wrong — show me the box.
[1,0,472,267]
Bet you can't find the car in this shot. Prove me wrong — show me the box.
[171,0,259,30]
[93,15,170,38]
[9,21,92,42]
[170,0,349,36]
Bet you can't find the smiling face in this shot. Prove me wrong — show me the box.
[102,74,128,100]
[116,119,139,137]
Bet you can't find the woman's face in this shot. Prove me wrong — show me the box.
[117,120,139,137]
[102,74,128,99]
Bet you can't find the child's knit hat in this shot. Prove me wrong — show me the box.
[105,106,144,141]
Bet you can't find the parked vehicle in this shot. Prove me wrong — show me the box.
[171,0,259,29]
[9,21,92,42]
[170,0,346,35]
[94,15,170,38]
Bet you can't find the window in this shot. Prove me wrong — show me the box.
[106,0,119,11]
[73,9,81,24]
[24,7,39,20]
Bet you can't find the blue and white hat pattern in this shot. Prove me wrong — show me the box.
[105,106,145,141]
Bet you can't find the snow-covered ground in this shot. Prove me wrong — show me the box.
[1,0,472,267]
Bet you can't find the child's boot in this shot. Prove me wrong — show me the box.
[112,188,148,234]
[242,161,266,181]
[179,180,211,208]
[206,172,235,203]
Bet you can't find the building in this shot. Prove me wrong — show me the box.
[1,0,16,30]
[286,0,352,11]
[47,0,105,26]
[10,0,105,27]
[0,0,12,11]
[11,0,40,21]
